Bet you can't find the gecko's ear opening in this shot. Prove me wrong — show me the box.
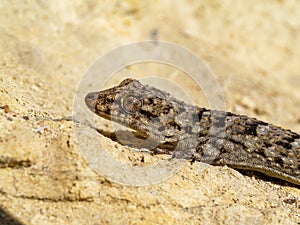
[85,92,99,113]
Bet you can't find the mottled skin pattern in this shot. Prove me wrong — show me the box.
[85,78,300,185]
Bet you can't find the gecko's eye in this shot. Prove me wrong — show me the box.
[121,95,143,114]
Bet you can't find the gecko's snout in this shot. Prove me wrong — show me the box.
[85,92,99,113]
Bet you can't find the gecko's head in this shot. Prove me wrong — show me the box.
[85,79,137,117]
[85,78,187,138]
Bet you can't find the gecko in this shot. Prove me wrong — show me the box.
[85,78,300,185]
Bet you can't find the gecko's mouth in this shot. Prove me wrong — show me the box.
[95,110,127,125]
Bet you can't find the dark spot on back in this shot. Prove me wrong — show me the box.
[226,112,234,116]
[245,123,258,136]
[283,136,295,143]
[196,108,208,122]
[274,157,285,167]
[276,140,292,149]
[257,120,268,126]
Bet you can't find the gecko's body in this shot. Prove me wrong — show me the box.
[85,78,300,185]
